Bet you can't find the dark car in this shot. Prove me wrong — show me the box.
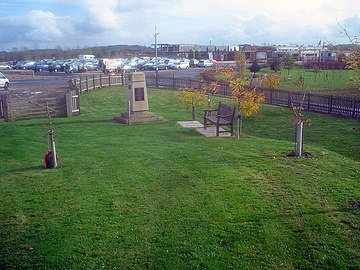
[190,59,199,67]
[33,63,49,72]
[48,60,65,72]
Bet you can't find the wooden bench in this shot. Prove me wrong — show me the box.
[203,102,236,136]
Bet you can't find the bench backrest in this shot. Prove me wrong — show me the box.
[217,102,236,121]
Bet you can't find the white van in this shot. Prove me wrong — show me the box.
[197,59,213,68]
[0,72,9,90]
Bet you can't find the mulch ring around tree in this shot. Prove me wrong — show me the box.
[285,151,312,158]
[348,200,360,209]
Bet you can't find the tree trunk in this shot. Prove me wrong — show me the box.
[49,130,58,168]
[192,106,196,121]
[295,121,304,157]
[237,114,242,139]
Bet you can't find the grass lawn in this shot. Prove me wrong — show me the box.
[276,68,359,97]
[1,86,359,269]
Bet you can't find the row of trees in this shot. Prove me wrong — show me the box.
[0,45,153,62]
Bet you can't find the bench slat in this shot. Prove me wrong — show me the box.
[203,102,236,136]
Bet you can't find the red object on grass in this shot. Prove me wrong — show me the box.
[44,151,54,169]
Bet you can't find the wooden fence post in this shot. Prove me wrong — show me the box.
[100,73,103,88]
[93,75,95,90]
[79,78,82,93]
[65,90,72,117]
[86,76,89,91]
[0,92,9,121]
[109,75,111,87]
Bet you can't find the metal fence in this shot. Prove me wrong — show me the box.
[146,76,360,119]
[2,74,358,121]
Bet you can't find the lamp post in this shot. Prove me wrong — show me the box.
[154,26,160,88]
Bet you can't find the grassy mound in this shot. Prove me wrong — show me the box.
[1,87,359,269]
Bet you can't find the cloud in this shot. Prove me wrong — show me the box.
[0,0,359,51]
[24,10,73,40]
[0,10,75,49]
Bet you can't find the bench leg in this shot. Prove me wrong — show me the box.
[216,125,219,136]
[230,124,234,136]
[203,117,207,129]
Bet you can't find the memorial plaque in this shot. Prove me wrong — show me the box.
[127,72,149,112]
[114,71,163,124]
[134,87,145,101]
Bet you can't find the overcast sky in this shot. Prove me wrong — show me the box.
[0,0,359,51]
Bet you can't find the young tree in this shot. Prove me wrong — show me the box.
[282,54,296,75]
[188,49,194,59]
[288,74,311,157]
[201,82,218,108]
[195,50,201,60]
[340,28,360,90]
[222,67,265,138]
[270,57,282,72]
[177,87,206,121]
[263,72,280,89]
[234,48,247,74]
[249,60,261,75]
[289,94,312,157]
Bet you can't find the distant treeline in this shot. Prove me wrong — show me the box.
[0,45,154,62]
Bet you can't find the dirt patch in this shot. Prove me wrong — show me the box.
[348,200,360,209]
[285,151,312,158]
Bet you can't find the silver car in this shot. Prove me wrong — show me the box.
[0,63,11,70]
[0,72,9,89]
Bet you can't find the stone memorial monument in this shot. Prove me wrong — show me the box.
[114,72,164,124]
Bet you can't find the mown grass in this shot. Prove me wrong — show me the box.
[1,86,359,269]
[273,68,359,97]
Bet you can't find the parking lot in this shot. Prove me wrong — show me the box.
[3,68,204,92]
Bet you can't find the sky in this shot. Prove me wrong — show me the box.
[0,0,359,52]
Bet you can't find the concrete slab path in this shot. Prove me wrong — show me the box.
[177,121,232,137]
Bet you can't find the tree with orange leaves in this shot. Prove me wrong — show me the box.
[222,66,265,138]
[177,87,206,121]
[339,24,360,90]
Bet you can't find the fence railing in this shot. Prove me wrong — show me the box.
[146,76,360,119]
[73,74,124,93]
[2,73,358,121]
[1,88,68,121]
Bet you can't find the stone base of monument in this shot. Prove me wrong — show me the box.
[113,111,164,124]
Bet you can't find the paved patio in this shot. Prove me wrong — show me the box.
[177,121,232,137]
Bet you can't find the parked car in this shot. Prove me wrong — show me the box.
[48,60,65,72]
[170,60,189,69]
[0,63,12,70]
[156,61,168,70]
[197,59,213,68]
[23,61,36,70]
[33,62,50,72]
[189,59,199,67]
[120,61,138,72]
[143,62,155,70]
[0,72,9,90]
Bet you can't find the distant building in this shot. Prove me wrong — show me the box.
[300,46,334,62]
[275,45,300,58]
[152,42,337,63]
[79,54,96,61]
